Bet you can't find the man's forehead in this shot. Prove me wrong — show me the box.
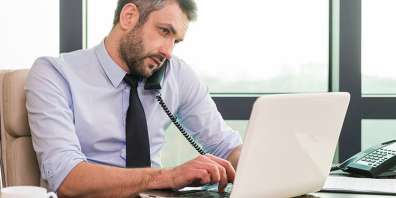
[148,2,190,37]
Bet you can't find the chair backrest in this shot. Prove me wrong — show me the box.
[0,69,40,187]
[0,69,8,187]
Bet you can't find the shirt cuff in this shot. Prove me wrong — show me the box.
[210,131,243,159]
[42,152,87,192]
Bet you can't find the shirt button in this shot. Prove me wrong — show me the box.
[120,148,126,160]
[46,169,53,177]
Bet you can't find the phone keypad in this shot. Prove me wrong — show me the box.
[358,148,396,168]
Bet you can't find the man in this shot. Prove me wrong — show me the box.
[26,0,242,197]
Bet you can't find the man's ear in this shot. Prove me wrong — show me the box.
[119,3,140,31]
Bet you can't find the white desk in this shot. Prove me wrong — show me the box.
[312,192,395,198]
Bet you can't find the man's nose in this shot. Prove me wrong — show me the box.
[159,40,174,60]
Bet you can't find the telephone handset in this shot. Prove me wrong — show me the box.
[144,61,167,90]
[332,140,396,178]
[145,60,206,155]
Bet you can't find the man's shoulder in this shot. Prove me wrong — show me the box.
[60,47,97,66]
[166,56,203,91]
[30,47,98,80]
[31,47,96,73]
[168,56,196,76]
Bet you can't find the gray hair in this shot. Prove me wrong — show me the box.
[113,0,197,26]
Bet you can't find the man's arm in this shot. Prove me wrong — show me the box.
[58,162,168,198]
[227,145,242,169]
[58,154,236,197]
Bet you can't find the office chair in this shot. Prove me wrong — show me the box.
[0,69,41,187]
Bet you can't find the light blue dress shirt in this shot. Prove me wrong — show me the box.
[25,41,242,191]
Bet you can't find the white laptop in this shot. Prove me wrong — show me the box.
[141,92,350,198]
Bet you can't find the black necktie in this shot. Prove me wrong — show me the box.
[124,74,151,168]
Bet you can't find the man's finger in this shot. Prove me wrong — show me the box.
[206,154,236,182]
[197,155,229,192]
[195,160,221,184]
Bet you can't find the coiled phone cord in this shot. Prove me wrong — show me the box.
[155,93,206,155]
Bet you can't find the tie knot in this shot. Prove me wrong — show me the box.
[124,74,140,88]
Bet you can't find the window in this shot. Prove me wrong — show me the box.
[85,0,330,162]
[0,1,59,69]
[86,0,329,93]
[362,0,396,95]
[86,0,116,48]
[361,120,396,150]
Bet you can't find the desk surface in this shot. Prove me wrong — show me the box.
[140,191,395,198]
[310,192,395,198]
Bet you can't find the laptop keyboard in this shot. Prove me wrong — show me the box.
[170,184,233,198]
[174,191,230,198]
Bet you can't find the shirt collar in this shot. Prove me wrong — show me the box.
[95,40,126,88]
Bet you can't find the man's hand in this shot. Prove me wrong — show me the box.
[165,154,235,192]
[58,152,240,197]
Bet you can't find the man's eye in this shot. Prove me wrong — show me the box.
[160,28,170,35]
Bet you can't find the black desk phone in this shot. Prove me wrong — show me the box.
[145,60,206,155]
[332,140,396,178]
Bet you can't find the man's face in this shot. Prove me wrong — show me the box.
[119,2,189,77]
